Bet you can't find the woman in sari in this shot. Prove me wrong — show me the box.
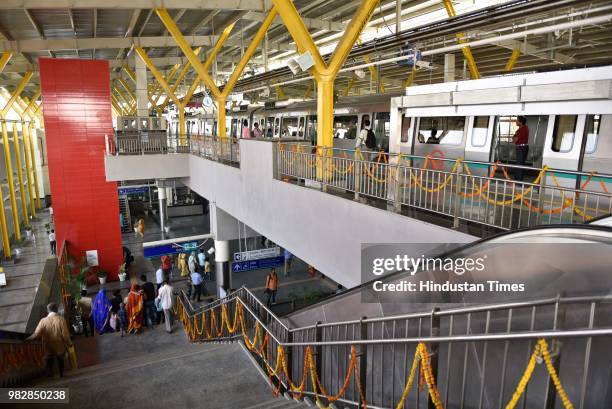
[126,284,144,333]
[92,289,112,334]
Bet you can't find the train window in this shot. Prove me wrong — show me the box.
[471,116,490,147]
[551,115,577,153]
[584,115,601,154]
[281,117,299,138]
[417,117,465,145]
[373,112,390,143]
[274,118,280,137]
[334,115,358,139]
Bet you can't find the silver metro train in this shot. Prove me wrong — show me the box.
[389,65,612,192]
[174,93,398,151]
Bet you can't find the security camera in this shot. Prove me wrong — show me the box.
[287,59,301,75]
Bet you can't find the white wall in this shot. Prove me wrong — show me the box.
[106,140,476,287]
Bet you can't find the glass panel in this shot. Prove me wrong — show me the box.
[584,114,601,154]
[307,115,317,145]
[471,116,490,147]
[373,112,390,144]
[417,117,465,145]
[298,117,305,138]
[551,115,577,153]
[281,117,299,138]
[401,116,411,143]
[266,117,275,137]
[333,115,358,139]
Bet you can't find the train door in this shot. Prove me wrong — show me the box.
[578,114,612,194]
[412,116,467,171]
[464,116,495,177]
[297,116,305,138]
[491,115,548,169]
[542,114,584,189]
[274,117,281,138]
[306,115,317,145]
[373,112,390,152]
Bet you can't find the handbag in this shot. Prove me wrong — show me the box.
[67,345,78,370]
[155,298,163,312]
[109,313,117,331]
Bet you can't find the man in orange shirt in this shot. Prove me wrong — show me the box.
[265,268,279,307]
[27,303,72,378]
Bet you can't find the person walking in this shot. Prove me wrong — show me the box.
[283,248,293,277]
[156,280,174,334]
[265,268,278,307]
[27,303,72,378]
[197,249,206,273]
[77,290,94,337]
[48,229,57,255]
[140,274,156,329]
[191,269,204,302]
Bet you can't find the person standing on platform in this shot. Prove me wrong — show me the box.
[252,122,263,138]
[161,255,172,278]
[265,268,279,307]
[283,249,293,277]
[140,274,156,329]
[191,269,204,302]
[178,253,189,278]
[77,290,94,337]
[242,119,251,138]
[117,302,127,337]
[156,280,174,334]
[48,229,56,255]
[512,115,530,181]
[126,284,144,334]
[188,252,197,275]
[155,266,164,291]
[27,303,72,378]
[92,289,112,334]
[197,249,206,274]
[204,256,212,281]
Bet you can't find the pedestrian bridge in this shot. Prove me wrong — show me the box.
[105,138,477,288]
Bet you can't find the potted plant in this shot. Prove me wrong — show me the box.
[118,263,127,282]
[97,269,108,285]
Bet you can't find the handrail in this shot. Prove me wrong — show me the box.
[174,285,612,409]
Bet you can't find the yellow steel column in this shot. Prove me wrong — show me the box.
[12,123,28,227]
[28,122,41,209]
[0,122,10,257]
[0,52,12,73]
[217,97,227,139]
[273,0,378,150]
[21,121,35,217]
[504,48,521,72]
[1,121,20,240]
[317,77,334,149]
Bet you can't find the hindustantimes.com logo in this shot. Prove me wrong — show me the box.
[372,254,487,276]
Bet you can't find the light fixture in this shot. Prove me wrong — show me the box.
[287,59,301,75]
[354,69,366,79]
[207,247,215,255]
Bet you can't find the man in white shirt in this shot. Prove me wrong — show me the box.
[48,229,57,255]
[155,267,164,290]
[156,280,174,334]
[188,252,197,275]
[355,118,371,149]
[197,250,206,273]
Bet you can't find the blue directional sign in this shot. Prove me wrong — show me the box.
[231,256,284,273]
[118,186,150,196]
[143,241,199,258]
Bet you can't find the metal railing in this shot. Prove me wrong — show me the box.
[277,146,612,231]
[106,133,240,167]
[175,286,612,409]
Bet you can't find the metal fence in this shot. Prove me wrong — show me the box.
[106,133,240,167]
[175,287,612,409]
[277,146,612,231]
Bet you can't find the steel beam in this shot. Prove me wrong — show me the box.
[27,122,40,209]
[0,0,268,10]
[21,120,35,217]
[0,35,293,53]
[442,0,480,79]
[504,47,521,71]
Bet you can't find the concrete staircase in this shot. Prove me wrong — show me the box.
[29,327,292,409]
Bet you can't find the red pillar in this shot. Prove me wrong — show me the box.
[39,58,123,281]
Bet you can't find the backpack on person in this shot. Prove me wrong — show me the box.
[365,128,377,149]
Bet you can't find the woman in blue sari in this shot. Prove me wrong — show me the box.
[92,289,112,334]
